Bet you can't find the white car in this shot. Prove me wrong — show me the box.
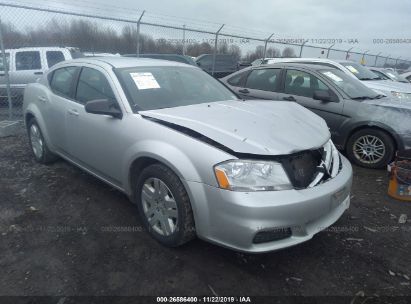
[369,67,410,83]
[22,57,352,253]
[256,58,411,101]
[400,71,411,83]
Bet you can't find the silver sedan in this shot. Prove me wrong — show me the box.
[23,57,352,253]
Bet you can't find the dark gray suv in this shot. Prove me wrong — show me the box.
[222,63,411,169]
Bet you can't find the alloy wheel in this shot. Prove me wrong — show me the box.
[353,135,386,164]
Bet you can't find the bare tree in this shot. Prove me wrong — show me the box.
[228,44,241,61]
[266,47,281,58]
[282,47,296,58]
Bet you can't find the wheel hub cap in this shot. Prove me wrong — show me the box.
[141,178,178,236]
[30,124,43,159]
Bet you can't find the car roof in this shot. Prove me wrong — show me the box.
[5,46,77,51]
[260,62,337,70]
[62,56,195,68]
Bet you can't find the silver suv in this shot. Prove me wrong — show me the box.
[23,57,352,253]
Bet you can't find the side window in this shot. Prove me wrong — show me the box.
[285,69,331,98]
[75,67,115,104]
[15,51,41,70]
[50,67,77,98]
[227,71,248,86]
[0,53,10,71]
[245,68,280,91]
[197,56,212,66]
[46,51,65,68]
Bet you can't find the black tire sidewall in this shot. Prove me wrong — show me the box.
[346,129,394,169]
[135,164,193,247]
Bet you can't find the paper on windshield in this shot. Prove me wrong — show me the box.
[323,71,343,82]
[346,65,359,74]
[130,72,160,90]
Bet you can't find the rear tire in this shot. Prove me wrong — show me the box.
[27,118,58,164]
[346,128,394,169]
[135,163,196,247]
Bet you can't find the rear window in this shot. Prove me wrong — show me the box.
[70,49,85,59]
[227,70,249,86]
[46,51,65,68]
[245,68,280,91]
[50,67,77,98]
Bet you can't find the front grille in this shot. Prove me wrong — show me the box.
[281,150,322,189]
[281,140,341,189]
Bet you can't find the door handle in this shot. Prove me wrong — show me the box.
[283,95,296,101]
[38,96,47,102]
[34,72,43,75]
[68,109,79,116]
[238,88,249,94]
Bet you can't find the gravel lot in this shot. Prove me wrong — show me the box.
[0,130,410,299]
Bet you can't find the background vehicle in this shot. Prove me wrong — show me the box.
[400,71,411,82]
[0,46,83,99]
[83,52,120,57]
[23,57,352,253]
[369,67,410,83]
[222,63,411,168]
[195,54,239,78]
[123,53,197,66]
[253,58,411,101]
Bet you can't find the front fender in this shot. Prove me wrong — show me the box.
[340,120,404,151]
[122,139,205,195]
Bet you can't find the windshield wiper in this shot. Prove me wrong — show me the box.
[352,96,374,100]
[352,94,385,100]
[360,77,381,81]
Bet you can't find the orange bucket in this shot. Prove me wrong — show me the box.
[388,152,411,201]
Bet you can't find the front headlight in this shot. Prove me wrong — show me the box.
[391,91,411,99]
[214,160,293,191]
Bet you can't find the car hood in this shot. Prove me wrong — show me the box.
[364,96,411,110]
[140,100,330,156]
[362,80,411,93]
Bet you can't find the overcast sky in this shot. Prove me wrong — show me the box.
[7,0,411,61]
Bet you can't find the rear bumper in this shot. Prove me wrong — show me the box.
[187,154,353,253]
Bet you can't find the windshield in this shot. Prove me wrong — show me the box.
[320,68,380,99]
[371,70,390,80]
[116,66,238,111]
[340,62,382,80]
[384,70,409,82]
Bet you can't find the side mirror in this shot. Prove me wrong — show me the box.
[196,61,202,67]
[313,90,334,102]
[85,99,123,119]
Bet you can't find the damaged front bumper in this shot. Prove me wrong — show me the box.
[186,154,353,253]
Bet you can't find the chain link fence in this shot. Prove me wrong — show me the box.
[0,2,410,120]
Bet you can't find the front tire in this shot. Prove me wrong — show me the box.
[346,128,394,169]
[27,118,58,164]
[135,163,196,247]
